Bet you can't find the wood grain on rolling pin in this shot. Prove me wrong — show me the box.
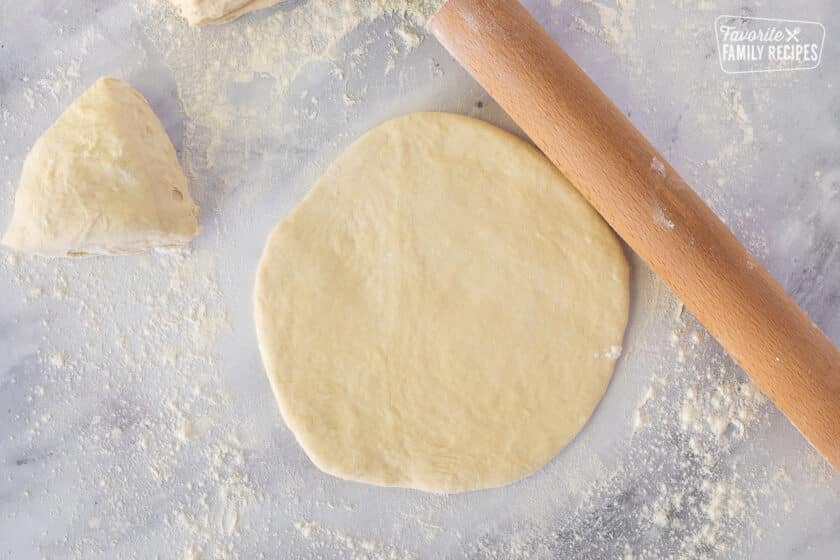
[429,0,840,469]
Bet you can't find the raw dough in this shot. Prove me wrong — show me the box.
[170,0,281,26]
[2,77,200,257]
[254,113,629,493]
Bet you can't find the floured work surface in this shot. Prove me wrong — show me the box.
[0,1,838,558]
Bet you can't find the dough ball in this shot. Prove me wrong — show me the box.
[169,0,281,26]
[2,77,200,257]
[254,113,629,493]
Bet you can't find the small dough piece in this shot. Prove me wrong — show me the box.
[254,113,629,493]
[169,0,280,26]
[2,77,200,257]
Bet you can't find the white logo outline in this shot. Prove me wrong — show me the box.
[715,15,825,74]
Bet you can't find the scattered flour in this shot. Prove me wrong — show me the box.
[294,519,416,559]
[577,0,637,46]
[596,345,623,360]
[464,297,814,560]
[1,0,837,558]
[1,246,264,557]
[653,206,676,231]
[650,156,666,177]
[137,0,442,177]
[2,2,444,557]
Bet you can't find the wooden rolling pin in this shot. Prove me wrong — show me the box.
[429,0,840,469]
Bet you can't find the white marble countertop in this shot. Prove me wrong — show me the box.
[1,0,838,558]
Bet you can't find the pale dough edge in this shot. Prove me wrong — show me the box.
[254,112,630,493]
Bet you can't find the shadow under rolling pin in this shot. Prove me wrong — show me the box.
[428,0,840,469]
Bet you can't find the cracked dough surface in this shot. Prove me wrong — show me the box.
[254,113,629,493]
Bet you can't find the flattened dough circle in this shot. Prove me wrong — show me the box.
[254,113,629,493]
